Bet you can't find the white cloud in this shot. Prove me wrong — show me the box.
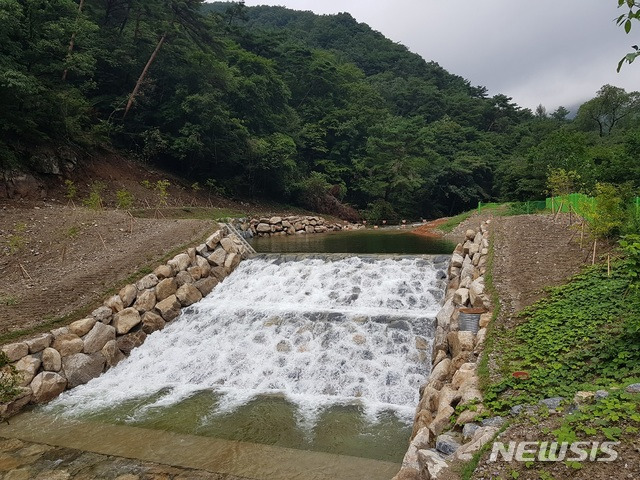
[237,0,640,110]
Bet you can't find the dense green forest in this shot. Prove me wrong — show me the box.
[1,0,639,221]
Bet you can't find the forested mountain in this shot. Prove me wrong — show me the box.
[2,1,639,220]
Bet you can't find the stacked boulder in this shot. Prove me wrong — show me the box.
[394,221,495,480]
[233,216,363,238]
[0,224,252,419]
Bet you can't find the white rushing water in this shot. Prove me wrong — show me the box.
[49,255,447,424]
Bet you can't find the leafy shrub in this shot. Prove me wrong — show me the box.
[363,199,399,224]
[83,181,105,210]
[0,352,21,403]
[116,189,134,210]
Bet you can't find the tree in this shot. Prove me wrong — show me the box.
[551,106,570,121]
[616,0,640,71]
[575,85,640,136]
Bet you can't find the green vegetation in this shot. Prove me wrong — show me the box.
[0,352,21,403]
[116,189,135,210]
[438,211,476,233]
[482,260,640,422]
[83,181,106,210]
[2,1,639,221]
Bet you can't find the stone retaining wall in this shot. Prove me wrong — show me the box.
[232,215,364,238]
[394,220,495,480]
[0,224,252,418]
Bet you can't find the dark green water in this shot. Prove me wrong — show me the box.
[251,228,455,254]
[52,391,411,463]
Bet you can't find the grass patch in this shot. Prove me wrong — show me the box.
[438,210,476,233]
[131,206,244,221]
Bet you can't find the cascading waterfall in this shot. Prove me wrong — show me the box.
[48,254,447,433]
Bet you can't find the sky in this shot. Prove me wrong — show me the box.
[236,0,640,114]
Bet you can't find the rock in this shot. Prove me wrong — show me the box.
[0,387,32,418]
[430,357,451,383]
[102,340,126,368]
[141,311,166,334]
[455,426,499,462]
[256,223,271,233]
[52,333,84,357]
[276,340,292,352]
[429,405,455,436]
[447,331,475,358]
[465,229,476,240]
[432,349,447,366]
[392,467,421,480]
[352,334,366,345]
[24,333,53,354]
[220,237,238,254]
[540,396,564,411]
[104,295,124,313]
[187,265,203,281]
[451,363,477,390]
[436,434,461,456]
[153,264,173,280]
[207,247,227,267]
[415,337,428,350]
[269,216,282,224]
[573,391,595,404]
[133,288,156,313]
[462,423,479,439]
[625,383,640,394]
[194,276,218,297]
[30,372,67,403]
[481,416,506,428]
[459,384,483,405]
[168,253,190,273]
[176,284,202,307]
[83,322,116,354]
[456,409,480,426]
[453,288,469,306]
[62,353,106,388]
[450,253,464,268]
[113,307,141,335]
[116,330,147,355]
[155,278,178,302]
[479,313,491,328]
[224,252,240,270]
[155,295,181,321]
[175,270,194,287]
[474,328,487,352]
[510,404,536,416]
[50,326,69,337]
[412,427,431,449]
[92,306,113,324]
[436,298,455,329]
[68,317,96,337]
[595,390,609,400]
[417,449,448,479]
[42,347,62,372]
[206,230,223,249]
[136,273,159,291]
[119,284,137,308]
[15,355,41,386]
[195,255,211,277]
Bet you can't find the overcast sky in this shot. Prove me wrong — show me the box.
[237,0,640,114]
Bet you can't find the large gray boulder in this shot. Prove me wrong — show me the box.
[133,289,156,313]
[1,342,28,362]
[68,317,96,337]
[141,311,166,334]
[119,284,137,308]
[176,284,202,307]
[30,372,67,403]
[116,330,147,355]
[207,247,227,267]
[155,278,177,302]
[62,353,106,388]
[101,340,125,368]
[42,347,62,372]
[25,333,53,354]
[52,333,84,357]
[113,307,141,335]
[15,355,42,386]
[83,322,116,354]
[155,295,181,321]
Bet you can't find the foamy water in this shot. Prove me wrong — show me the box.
[49,255,446,425]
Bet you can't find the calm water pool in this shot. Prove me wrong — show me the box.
[250,228,455,254]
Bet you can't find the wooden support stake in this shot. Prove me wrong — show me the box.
[98,233,107,251]
[580,222,585,249]
[592,238,597,265]
[19,263,32,281]
[553,200,564,222]
[607,254,611,277]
